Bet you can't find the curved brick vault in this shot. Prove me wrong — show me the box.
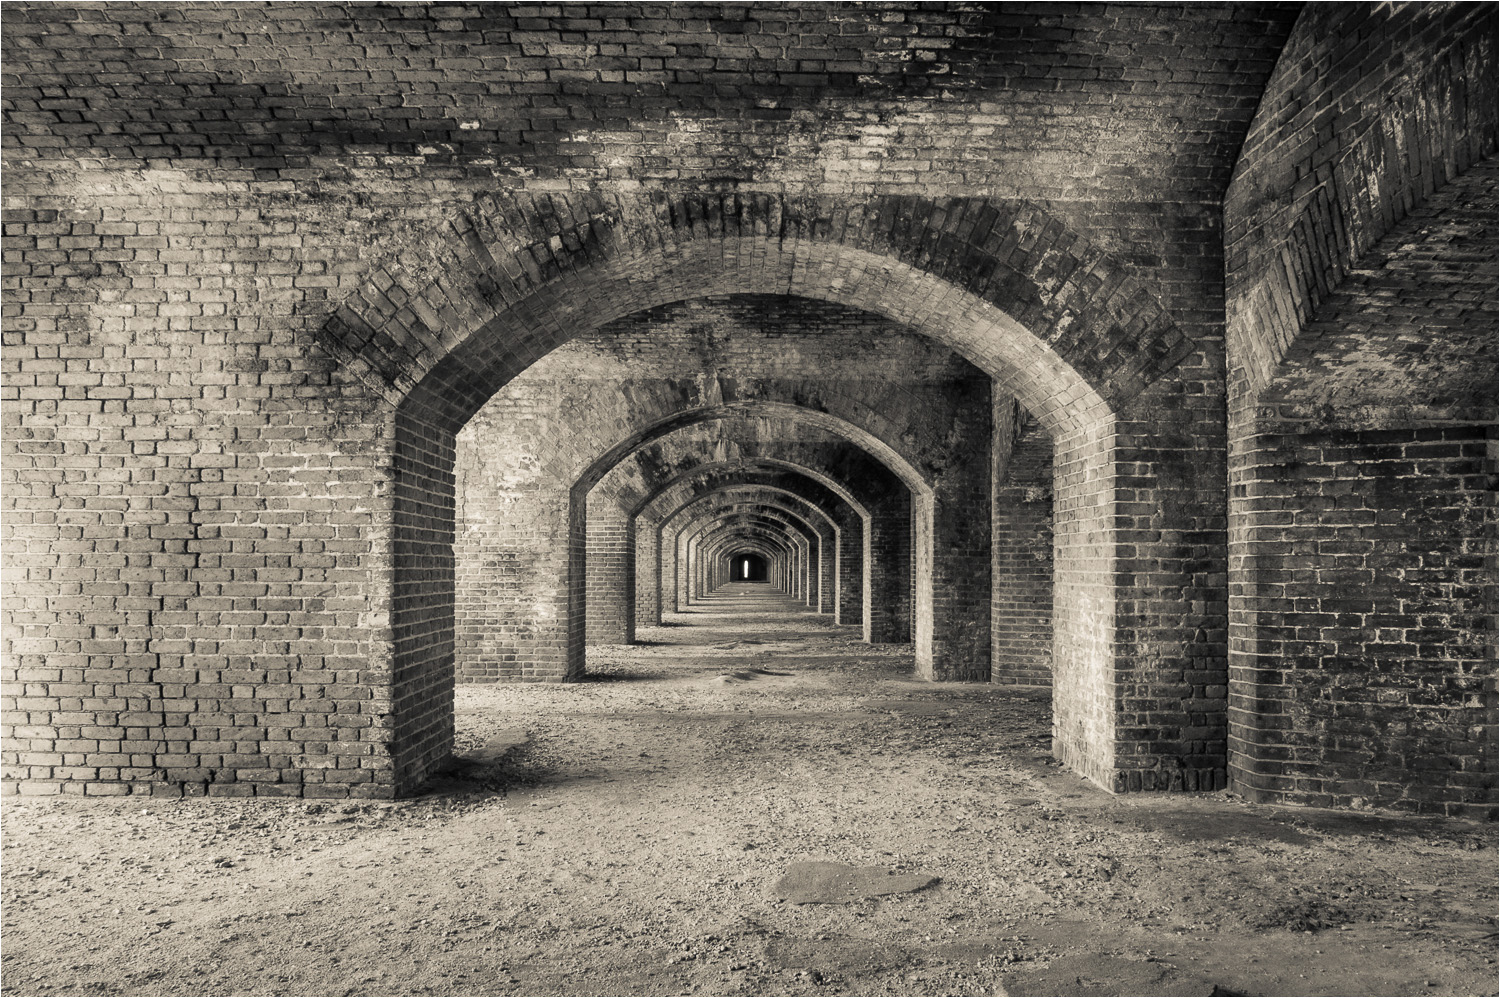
[1226,3,1497,398]
[338,192,1190,437]
[378,208,1199,791]
[635,453,894,520]
[649,483,842,537]
[693,512,809,557]
[574,401,933,500]
[594,414,928,515]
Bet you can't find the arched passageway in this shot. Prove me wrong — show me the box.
[729,552,769,584]
[373,211,1217,798]
[5,10,1497,998]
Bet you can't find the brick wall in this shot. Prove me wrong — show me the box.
[584,496,634,645]
[1230,424,1497,816]
[0,4,1297,201]
[1226,161,1498,817]
[1,193,408,799]
[1225,3,1498,816]
[11,3,1426,801]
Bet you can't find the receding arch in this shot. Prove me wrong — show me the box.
[690,524,795,593]
[573,400,932,504]
[727,551,770,584]
[681,506,819,604]
[330,194,1190,439]
[660,486,837,537]
[640,468,860,623]
[655,487,837,617]
[571,400,925,656]
[636,458,874,521]
[652,460,907,645]
[691,521,802,600]
[376,200,1198,796]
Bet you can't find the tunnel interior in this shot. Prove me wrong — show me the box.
[0,2,1493,826]
[730,552,770,584]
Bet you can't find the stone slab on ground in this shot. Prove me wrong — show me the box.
[774,861,939,904]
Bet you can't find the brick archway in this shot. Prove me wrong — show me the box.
[678,505,823,608]
[572,399,926,638]
[698,535,790,596]
[633,457,910,649]
[640,466,865,624]
[518,400,934,685]
[650,483,841,617]
[324,193,1187,435]
[693,522,800,600]
[369,206,1208,796]
[654,485,839,614]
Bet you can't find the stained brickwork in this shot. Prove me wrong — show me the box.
[1226,159,1499,817]
[0,3,1297,200]
[1226,3,1498,396]
[584,497,634,646]
[1225,5,1498,817]
[2,3,1492,811]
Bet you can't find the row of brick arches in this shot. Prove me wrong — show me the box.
[2,2,1495,823]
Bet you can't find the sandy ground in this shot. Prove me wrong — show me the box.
[2,585,1496,998]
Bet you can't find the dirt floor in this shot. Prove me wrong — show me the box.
[3,585,1497,998]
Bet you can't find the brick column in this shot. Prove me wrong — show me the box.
[1050,370,1229,795]
[585,495,634,645]
[834,508,863,627]
[865,493,911,643]
[991,409,1054,687]
[635,516,662,627]
[455,484,577,683]
[804,539,818,607]
[675,528,691,609]
[917,388,993,681]
[818,529,837,613]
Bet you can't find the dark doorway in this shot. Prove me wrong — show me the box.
[731,552,769,582]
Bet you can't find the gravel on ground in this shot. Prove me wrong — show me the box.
[3,587,1495,997]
